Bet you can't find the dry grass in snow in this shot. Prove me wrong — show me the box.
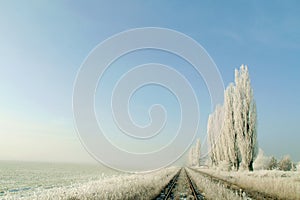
[4,167,179,200]
[186,168,242,200]
[196,168,300,200]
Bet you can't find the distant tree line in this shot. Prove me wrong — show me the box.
[254,149,297,171]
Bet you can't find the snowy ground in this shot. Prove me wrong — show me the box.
[41,167,179,200]
[3,161,298,199]
[0,161,179,200]
[0,161,117,199]
[194,167,300,199]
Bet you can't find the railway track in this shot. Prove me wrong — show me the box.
[185,169,205,200]
[154,168,204,200]
[189,168,282,200]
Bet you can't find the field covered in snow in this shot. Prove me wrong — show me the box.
[0,161,179,200]
[0,161,118,199]
[194,167,300,199]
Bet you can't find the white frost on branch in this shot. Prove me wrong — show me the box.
[207,105,224,167]
[207,65,258,171]
[188,138,201,167]
[222,83,240,170]
[234,65,257,171]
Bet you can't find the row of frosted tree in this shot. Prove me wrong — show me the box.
[188,66,299,171]
[188,139,201,167]
[207,65,257,171]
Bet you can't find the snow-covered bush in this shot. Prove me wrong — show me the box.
[267,156,278,170]
[278,155,293,171]
[253,149,271,170]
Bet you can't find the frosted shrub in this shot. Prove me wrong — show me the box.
[267,156,277,170]
[278,155,292,171]
[253,149,271,170]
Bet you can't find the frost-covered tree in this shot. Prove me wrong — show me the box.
[188,146,195,167]
[222,83,240,170]
[207,114,217,166]
[195,138,201,166]
[233,65,257,171]
[207,65,257,171]
[207,105,224,166]
[188,138,201,167]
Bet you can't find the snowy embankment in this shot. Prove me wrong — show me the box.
[5,167,179,200]
[185,168,242,200]
[195,168,300,200]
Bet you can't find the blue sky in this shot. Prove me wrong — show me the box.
[0,1,299,163]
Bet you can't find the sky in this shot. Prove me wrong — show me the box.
[0,1,299,164]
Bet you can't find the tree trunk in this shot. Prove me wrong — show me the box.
[248,160,254,171]
[234,156,239,171]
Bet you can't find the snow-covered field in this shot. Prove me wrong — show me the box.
[49,167,178,200]
[3,160,298,200]
[0,161,117,199]
[0,161,179,200]
[195,167,300,199]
